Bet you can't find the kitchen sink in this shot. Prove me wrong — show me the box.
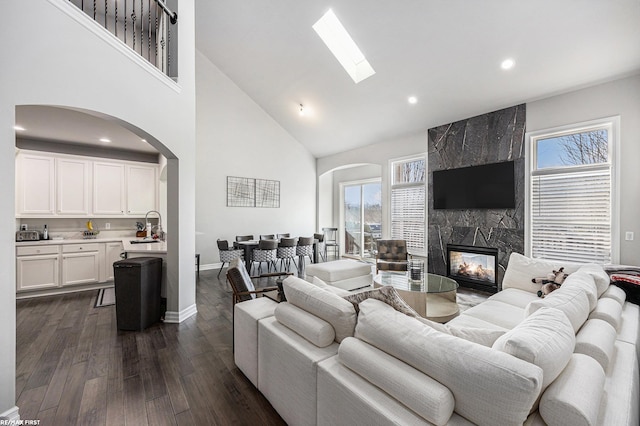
[130,239,160,244]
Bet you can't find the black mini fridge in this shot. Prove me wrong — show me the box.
[113,257,162,331]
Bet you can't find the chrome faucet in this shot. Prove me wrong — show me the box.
[145,210,164,241]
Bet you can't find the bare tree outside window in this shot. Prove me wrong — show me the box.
[558,129,608,166]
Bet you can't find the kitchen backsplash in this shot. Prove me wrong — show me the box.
[17,218,159,240]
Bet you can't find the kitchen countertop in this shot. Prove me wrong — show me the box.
[16,237,167,254]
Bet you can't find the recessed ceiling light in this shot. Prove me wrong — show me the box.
[313,9,375,84]
[14,125,26,131]
[408,96,418,105]
[299,104,306,116]
[99,138,111,143]
[501,58,515,70]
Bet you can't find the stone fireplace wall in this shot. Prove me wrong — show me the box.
[427,105,526,290]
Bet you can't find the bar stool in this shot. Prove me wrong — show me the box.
[276,237,298,272]
[252,239,278,274]
[322,227,340,260]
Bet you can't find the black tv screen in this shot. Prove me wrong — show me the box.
[433,161,515,209]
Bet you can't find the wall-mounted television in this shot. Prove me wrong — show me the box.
[433,161,515,209]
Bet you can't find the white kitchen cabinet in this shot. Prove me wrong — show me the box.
[102,242,124,282]
[93,162,126,215]
[16,246,60,291]
[16,154,55,215]
[126,164,158,214]
[56,157,90,215]
[61,243,100,286]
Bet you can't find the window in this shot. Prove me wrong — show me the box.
[527,118,618,264]
[342,180,382,259]
[390,156,426,254]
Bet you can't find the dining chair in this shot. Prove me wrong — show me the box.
[314,233,326,262]
[276,233,290,239]
[276,237,298,272]
[259,234,276,240]
[296,236,314,270]
[217,239,244,278]
[322,227,340,260]
[252,239,278,274]
[234,234,254,248]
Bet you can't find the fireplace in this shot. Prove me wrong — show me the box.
[447,244,498,293]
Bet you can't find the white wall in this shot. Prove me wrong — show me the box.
[0,0,196,416]
[317,132,427,238]
[195,51,316,267]
[527,75,640,265]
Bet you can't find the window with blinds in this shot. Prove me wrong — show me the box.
[529,122,614,264]
[391,157,426,254]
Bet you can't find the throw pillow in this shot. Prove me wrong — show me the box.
[343,286,420,318]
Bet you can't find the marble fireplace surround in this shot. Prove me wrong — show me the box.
[427,104,526,292]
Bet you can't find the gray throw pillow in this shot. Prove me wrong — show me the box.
[343,286,420,318]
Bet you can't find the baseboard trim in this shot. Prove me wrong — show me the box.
[0,406,20,421]
[200,262,221,272]
[164,303,197,323]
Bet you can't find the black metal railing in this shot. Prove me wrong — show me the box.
[68,0,178,78]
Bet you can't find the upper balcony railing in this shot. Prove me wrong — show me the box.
[68,0,178,79]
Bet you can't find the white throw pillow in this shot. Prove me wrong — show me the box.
[274,302,335,347]
[283,275,357,342]
[560,271,598,312]
[493,307,575,389]
[539,354,605,426]
[502,253,581,294]
[312,276,351,296]
[576,264,611,297]
[525,285,590,333]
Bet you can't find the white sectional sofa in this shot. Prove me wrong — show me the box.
[233,253,639,425]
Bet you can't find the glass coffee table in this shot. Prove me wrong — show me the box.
[373,272,459,323]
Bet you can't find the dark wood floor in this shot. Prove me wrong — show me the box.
[15,269,286,426]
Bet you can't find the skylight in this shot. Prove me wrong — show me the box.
[312,9,375,84]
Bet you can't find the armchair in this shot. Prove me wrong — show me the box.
[227,259,292,304]
[375,239,409,273]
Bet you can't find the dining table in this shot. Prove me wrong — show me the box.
[235,238,322,274]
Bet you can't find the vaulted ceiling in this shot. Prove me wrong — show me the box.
[196,0,640,158]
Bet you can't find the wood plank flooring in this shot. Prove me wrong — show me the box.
[15,270,285,426]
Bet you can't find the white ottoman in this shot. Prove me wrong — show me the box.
[305,260,373,291]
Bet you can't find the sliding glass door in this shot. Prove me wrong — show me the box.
[343,180,382,260]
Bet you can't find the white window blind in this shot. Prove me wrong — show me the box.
[391,184,425,253]
[531,168,611,263]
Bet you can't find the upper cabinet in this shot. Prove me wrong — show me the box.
[16,154,55,215]
[126,164,158,215]
[57,158,90,215]
[16,151,159,218]
[93,162,126,215]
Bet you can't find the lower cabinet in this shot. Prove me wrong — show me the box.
[62,252,100,286]
[16,252,60,291]
[16,241,124,294]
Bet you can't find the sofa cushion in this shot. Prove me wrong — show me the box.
[283,276,357,342]
[339,337,455,425]
[588,297,622,330]
[355,299,543,426]
[489,288,540,309]
[502,252,582,294]
[601,284,626,306]
[459,299,526,330]
[560,271,598,312]
[525,285,590,333]
[343,286,419,317]
[274,302,335,347]
[539,354,605,426]
[493,307,575,389]
[576,264,611,297]
[574,318,616,370]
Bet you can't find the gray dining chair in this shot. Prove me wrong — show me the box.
[277,237,298,272]
[252,239,278,274]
